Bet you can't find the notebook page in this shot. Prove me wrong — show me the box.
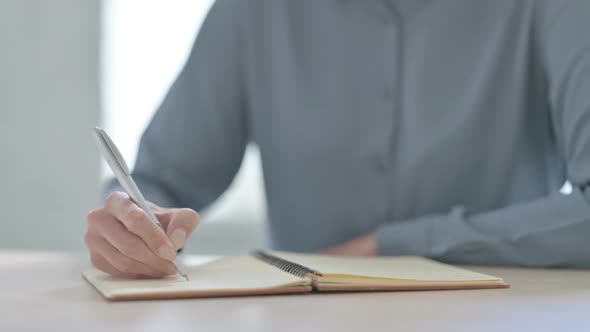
[270,252,501,281]
[84,255,307,298]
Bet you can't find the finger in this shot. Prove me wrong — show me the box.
[90,210,176,273]
[153,208,177,230]
[87,232,170,278]
[154,208,199,248]
[90,253,163,279]
[90,252,139,278]
[104,192,176,260]
[165,208,200,250]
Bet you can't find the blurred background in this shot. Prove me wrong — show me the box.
[0,0,267,254]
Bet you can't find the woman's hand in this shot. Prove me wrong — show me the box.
[319,233,377,256]
[84,192,200,278]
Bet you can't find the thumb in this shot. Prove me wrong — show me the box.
[159,208,200,250]
[146,202,176,230]
[153,208,176,230]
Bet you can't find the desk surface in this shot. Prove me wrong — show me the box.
[2,251,589,332]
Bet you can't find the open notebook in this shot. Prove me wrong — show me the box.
[83,251,508,301]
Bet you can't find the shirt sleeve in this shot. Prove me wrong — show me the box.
[105,0,248,209]
[376,0,590,268]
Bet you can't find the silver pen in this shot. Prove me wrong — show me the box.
[93,127,189,281]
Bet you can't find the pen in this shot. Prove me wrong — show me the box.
[92,127,189,281]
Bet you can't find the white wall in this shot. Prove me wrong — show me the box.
[101,0,269,255]
[0,0,267,254]
[0,0,101,251]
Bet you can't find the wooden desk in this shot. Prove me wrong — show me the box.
[2,251,589,332]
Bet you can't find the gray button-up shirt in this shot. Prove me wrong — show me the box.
[117,0,590,268]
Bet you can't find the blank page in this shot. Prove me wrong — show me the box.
[84,255,308,300]
[271,252,502,281]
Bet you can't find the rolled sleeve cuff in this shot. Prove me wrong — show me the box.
[376,214,440,256]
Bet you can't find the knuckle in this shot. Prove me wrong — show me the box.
[86,208,103,225]
[141,231,167,252]
[105,191,127,209]
[126,209,147,232]
[147,234,166,249]
[104,193,118,208]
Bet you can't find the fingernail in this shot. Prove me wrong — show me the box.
[158,245,177,261]
[170,229,187,250]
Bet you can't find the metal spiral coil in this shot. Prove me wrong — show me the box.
[252,250,322,279]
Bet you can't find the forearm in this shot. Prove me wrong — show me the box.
[377,187,590,268]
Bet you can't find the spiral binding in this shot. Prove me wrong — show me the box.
[252,250,322,279]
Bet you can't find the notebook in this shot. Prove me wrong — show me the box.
[83,251,508,301]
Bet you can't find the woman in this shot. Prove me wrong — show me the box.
[85,0,590,278]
